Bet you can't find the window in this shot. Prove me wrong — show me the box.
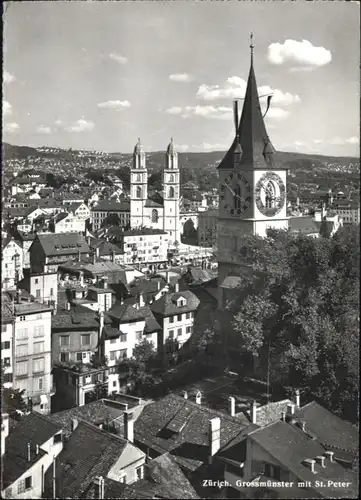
[17,328,28,339]
[264,463,281,480]
[16,344,28,357]
[177,314,182,321]
[81,335,90,346]
[60,336,69,346]
[16,360,28,376]
[151,209,159,223]
[33,357,45,373]
[4,357,10,366]
[113,380,117,387]
[186,326,193,334]
[1,341,10,349]
[169,316,174,324]
[169,330,174,339]
[50,288,54,296]
[110,351,117,361]
[34,325,44,337]
[169,187,175,198]
[136,466,144,480]
[169,174,175,183]
[119,475,127,484]
[36,289,41,298]
[76,352,83,362]
[136,186,142,198]
[34,342,44,354]
[119,349,127,360]
[1,325,7,333]
[3,373,13,383]
[35,278,39,285]
[265,182,275,209]
[60,352,69,363]
[136,331,142,341]
[119,333,127,342]
[38,377,43,390]
[186,312,190,319]
[177,328,182,337]
[110,339,117,344]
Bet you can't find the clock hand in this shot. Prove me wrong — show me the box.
[224,183,235,196]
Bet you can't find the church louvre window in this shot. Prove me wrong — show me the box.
[169,174,175,183]
[151,209,159,223]
[265,182,275,209]
[136,186,142,198]
[169,187,175,198]
[136,174,141,182]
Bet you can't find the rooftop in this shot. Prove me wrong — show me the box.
[151,289,200,317]
[32,232,90,256]
[91,200,130,212]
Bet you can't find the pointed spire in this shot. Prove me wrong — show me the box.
[134,138,144,155]
[167,137,176,155]
[250,32,254,66]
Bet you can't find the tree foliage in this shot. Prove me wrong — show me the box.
[118,339,159,395]
[230,225,359,422]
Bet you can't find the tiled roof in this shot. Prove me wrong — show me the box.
[248,399,294,427]
[134,393,248,471]
[249,420,358,498]
[219,276,242,289]
[54,212,69,224]
[51,307,99,329]
[34,232,90,256]
[90,239,124,256]
[128,276,167,302]
[151,290,200,317]
[108,300,161,332]
[44,421,128,499]
[1,300,14,323]
[50,399,128,437]
[83,261,126,274]
[3,412,62,487]
[295,401,359,458]
[288,216,320,234]
[185,267,218,285]
[123,228,167,236]
[91,200,130,212]
[13,300,52,316]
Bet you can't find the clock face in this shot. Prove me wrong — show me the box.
[255,172,286,217]
[220,172,252,216]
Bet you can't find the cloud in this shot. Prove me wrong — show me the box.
[326,137,360,147]
[54,119,63,127]
[97,100,131,110]
[169,73,194,83]
[3,100,12,116]
[196,77,300,106]
[36,125,52,134]
[268,39,332,69]
[166,102,290,121]
[345,136,359,145]
[109,52,128,64]
[174,144,190,152]
[4,122,20,133]
[66,118,94,133]
[166,105,232,120]
[4,71,15,84]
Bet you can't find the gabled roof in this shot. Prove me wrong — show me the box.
[295,401,359,458]
[44,421,128,499]
[218,54,276,171]
[248,420,358,498]
[33,232,90,256]
[107,300,161,331]
[134,393,248,471]
[3,412,62,487]
[54,212,69,224]
[91,200,130,212]
[151,290,200,317]
[128,276,167,302]
[145,192,164,208]
[288,216,320,235]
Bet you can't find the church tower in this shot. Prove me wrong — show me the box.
[163,138,181,246]
[217,37,288,284]
[130,138,148,228]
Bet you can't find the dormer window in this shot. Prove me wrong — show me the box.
[176,296,186,307]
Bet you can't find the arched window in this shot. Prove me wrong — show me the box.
[265,182,275,209]
[234,184,242,210]
[136,174,141,182]
[169,187,175,198]
[136,186,142,199]
[171,157,174,169]
[151,209,159,223]
[169,174,175,183]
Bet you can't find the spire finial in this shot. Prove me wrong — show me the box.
[250,33,254,63]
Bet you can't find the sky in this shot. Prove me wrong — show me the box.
[3,1,360,156]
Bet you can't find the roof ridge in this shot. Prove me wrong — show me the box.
[76,419,128,444]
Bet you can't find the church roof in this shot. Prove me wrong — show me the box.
[166,138,176,155]
[134,138,144,155]
[145,192,164,208]
[218,52,276,171]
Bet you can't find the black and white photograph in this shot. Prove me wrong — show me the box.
[1,1,359,498]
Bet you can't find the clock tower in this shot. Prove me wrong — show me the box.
[217,39,288,285]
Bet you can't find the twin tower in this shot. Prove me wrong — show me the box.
[130,138,181,247]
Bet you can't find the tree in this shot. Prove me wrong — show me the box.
[229,227,359,422]
[1,362,27,415]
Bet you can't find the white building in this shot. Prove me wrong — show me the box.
[1,236,23,290]
[51,211,86,234]
[122,228,169,268]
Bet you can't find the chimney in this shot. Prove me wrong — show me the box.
[157,281,161,291]
[208,417,221,463]
[251,401,257,424]
[286,403,295,416]
[99,476,105,500]
[79,271,84,287]
[96,247,100,259]
[112,250,116,263]
[66,301,71,311]
[93,251,97,264]
[303,458,316,473]
[166,271,170,284]
[295,389,300,408]
[228,396,236,417]
[183,390,188,400]
[1,414,9,456]
[71,418,78,432]
[174,282,179,293]
[139,293,145,308]
[27,442,31,461]
[195,391,202,404]
[36,444,39,455]
[324,451,334,463]
[103,277,108,289]
[281,411,286,422]
[316,456,326,468]
[16,290,21,304]
[99,311,104,332]
[78,250,81,262]
[124,410,134,443]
